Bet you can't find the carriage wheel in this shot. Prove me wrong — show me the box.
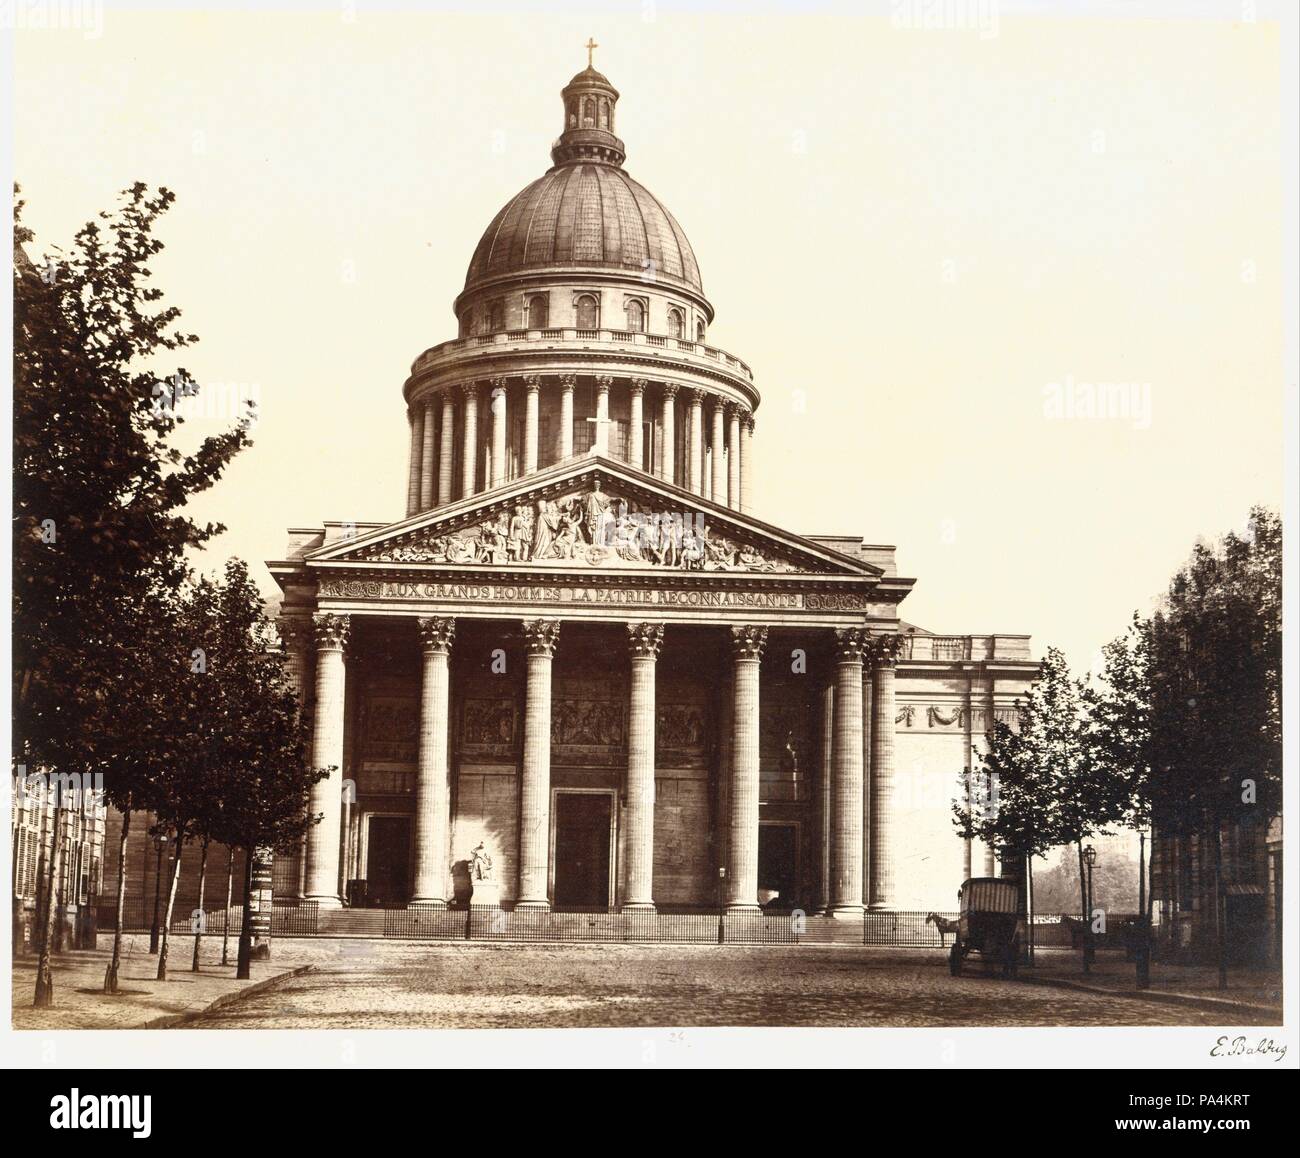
[949,941,963,977]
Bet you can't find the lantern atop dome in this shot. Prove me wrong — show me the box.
[552,42,626,167]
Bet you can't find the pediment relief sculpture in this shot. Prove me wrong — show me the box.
[360,481,817,573]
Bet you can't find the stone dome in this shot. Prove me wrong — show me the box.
[464,164,703,296]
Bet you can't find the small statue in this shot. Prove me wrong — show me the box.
[468,841,493,882]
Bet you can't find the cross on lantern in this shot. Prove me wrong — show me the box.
[586,37,598,68]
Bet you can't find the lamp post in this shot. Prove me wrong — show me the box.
[1083,843,1098,970]
[149,830,168,955]
[716,866,726,944]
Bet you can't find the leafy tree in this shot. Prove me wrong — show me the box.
[1142,507,1282,983]
[175,560,326,980]
[13,183,252,1006]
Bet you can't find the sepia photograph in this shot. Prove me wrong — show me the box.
[3,0,1296,1126]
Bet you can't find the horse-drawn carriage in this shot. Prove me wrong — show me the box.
[948,877,1024,978]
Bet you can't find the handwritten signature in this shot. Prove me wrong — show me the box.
[1210,1036,1287,1063]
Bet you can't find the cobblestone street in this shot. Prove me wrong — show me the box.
[181,942,1276,1029]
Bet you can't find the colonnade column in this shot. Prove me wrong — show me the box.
[727,404,742,511]
[725,625,767,912]
[410,617,455,908]
[517,619,561,910]
[594,374,612,457]
[624,623,663,911]
[660,384,677,483]
[559,374,575,461]
[460,383,479,498]
[830,628,866,917]
[710,400,726,503]
[523,375,540,474]
[304,613,349,907]
[686,389,704,495]
[628,378,646,471]
[869,646,898,910]
[490,377,508,487]
[419,398,437,511]
[740,415,755,513]
[438,391,456,506]
[406,408,423,517]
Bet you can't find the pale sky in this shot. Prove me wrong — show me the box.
[12,2,1285,672]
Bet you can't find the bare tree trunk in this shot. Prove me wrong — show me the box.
[236,850,254,980]
[104,808,131,994]
[191,836,209,972]
[1214,822,1228,990]
[1135,828,1151,989]
[1076,839,1091,974]
[221,847,235,967]
[155,837,184,981]
[33,793,66,1008]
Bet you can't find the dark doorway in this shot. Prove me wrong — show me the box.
[365,816,411,907]
[553,793,612,909]
[758,823,798,910]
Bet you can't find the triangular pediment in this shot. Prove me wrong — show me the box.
[306,456,880,579]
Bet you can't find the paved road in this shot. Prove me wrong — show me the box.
[181,942,1269,1029]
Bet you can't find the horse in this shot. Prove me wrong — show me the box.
[926,912,960,946]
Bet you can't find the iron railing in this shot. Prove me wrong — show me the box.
[93,900,1141,950]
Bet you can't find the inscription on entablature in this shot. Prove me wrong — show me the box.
[316,578,876,614]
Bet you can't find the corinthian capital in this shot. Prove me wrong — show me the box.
[661,383,679,400]
[523,374,542,393]
[417,616,456,655]
[312,612,351,653]
[629,377,648,396]
[730,624,768,661]
[521,618,561,657]
[833,627,868,664]
[558,373,577,393]
[627,622,665,659]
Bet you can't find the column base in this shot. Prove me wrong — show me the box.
[724,903,761,915]
[407,898,448,911]
[829,904,865,920]
[621,902,656,913]
[513,899,550,912]
[304,894,342,910]
[868,901,892,912]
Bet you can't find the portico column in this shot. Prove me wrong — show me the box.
[830,628,866,917]
[727,405,741,510]
[725,625,767,912]
[438,391,456,505]
[625,623,663,911]
[660,384,677,483]
[406,407,423,517]
[594,374,612,456]
[419,398,437,511]
[710,400,726,504]
[518,619,560,910]
[523,375,540,474]
[410,617,455,908]
[686,389,704,495]
[740,414,755,513]
[559,374,575,460]
[869,647,898,910]
[490,377,508,487]
[304,613,349,907]
[460,383,479,498]
[628,378,646,470]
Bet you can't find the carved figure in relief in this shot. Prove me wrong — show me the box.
[508,505,532,562]
[532,499,561,560]
[581,479,612,545]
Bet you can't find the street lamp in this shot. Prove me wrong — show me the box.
[1083,844,1098,970]
[149,830,169,955]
